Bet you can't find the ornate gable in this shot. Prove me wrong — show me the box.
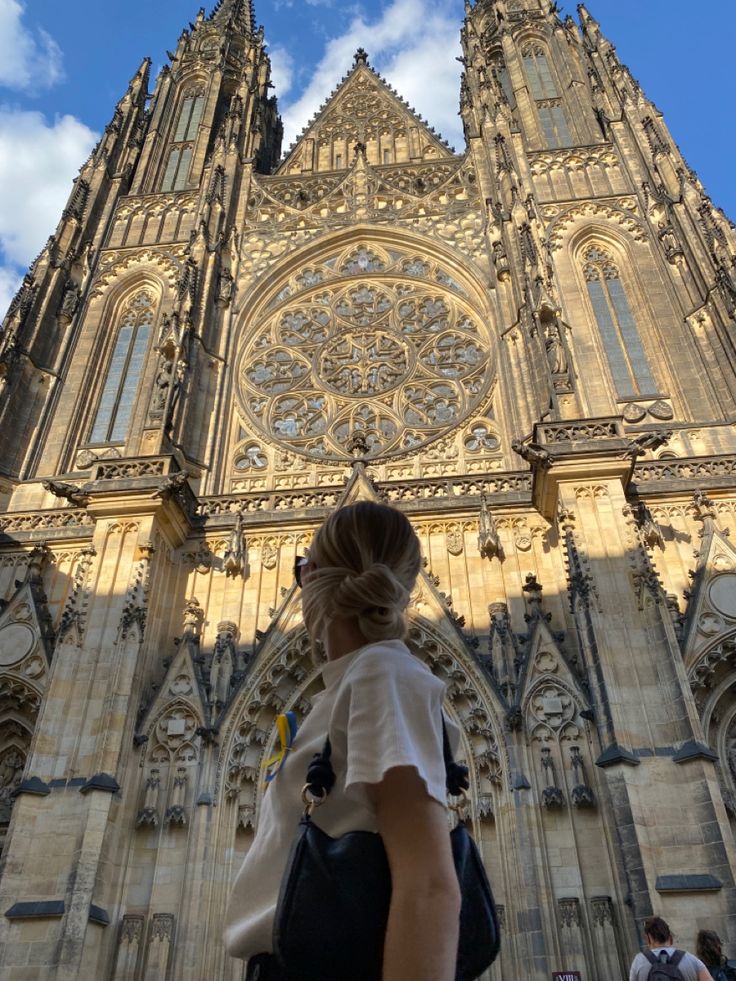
[137,598,208,741]
[0,550,54,674]
[0,548,54,843]
[277,50,455,176]
[133,600,210,831]
[683,494,736,671]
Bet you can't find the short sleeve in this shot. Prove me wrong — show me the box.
[628,953,647,981]
[337,647,448,807]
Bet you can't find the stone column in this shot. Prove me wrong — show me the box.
[143,914,175,981]
[0,459,192,980]
[590,895,626,979]
[528,419,736,948]
[557,897,585,975]
[111,915,145,980]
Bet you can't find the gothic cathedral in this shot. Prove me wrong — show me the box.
[0,0,735,977]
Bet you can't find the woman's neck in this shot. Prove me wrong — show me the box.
[322,617,369,662]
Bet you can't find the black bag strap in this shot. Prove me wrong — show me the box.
[442,719,470,796]
[643,949,685,966]
[304,715,469,801]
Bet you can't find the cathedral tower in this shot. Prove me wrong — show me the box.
[0,1,735,978]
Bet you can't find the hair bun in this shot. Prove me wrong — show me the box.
[331,563,410,641]
[300,501,422,644]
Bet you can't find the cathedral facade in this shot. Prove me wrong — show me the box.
[0,0,735,977]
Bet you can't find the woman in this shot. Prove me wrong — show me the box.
[224,501,462,981]
[696,930,736,981]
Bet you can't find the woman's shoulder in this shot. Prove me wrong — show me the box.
[346,640,439,685]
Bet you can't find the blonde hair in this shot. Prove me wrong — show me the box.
[301,501,421,643]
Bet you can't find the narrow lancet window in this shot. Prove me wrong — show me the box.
[161,89,204,192]
[521,44,571,149]
[538,106,572,149]
[522,46,558,100]
[583,246,656,399]
[90,291,155,444]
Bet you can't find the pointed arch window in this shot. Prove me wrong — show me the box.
[161,88,205,192]
[522,45,558,100]
[583,246,656,398]
[90,291,155,444]
[538,106,571,149]
[521,43,571,148]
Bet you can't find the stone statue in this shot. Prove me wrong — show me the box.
[151,359,173,413]
[511,439,552,468]
[223,511,246,579]
[544,320,568,375]
[478,493,503,560]
[728,742,736,784]
[58,282,81,324]
[0,751,24,789]
[42,479,89,507]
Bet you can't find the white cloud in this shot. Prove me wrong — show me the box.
[269,45,295,100]
[0,109,98,319]
[279,0,464,155]
[273,0,337,8]
[0,265,21,322]
[0,0,64,92]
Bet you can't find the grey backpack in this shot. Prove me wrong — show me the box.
[644,949,686,981]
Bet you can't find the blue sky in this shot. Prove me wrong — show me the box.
[1,0,734,317]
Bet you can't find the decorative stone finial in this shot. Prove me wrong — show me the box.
[692,490,720,534]
[182,597,203,638]
[522,573,544,616]
[636,502,665,550]
[346,431,370,459]
[223,510,246,579]
[478,492,504,561]
[354,48,369,66]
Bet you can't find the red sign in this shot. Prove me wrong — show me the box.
[553,974,581,981]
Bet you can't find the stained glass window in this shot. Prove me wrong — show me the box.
[161,89,204,192]
[522,45,558,100]
[90,291,155,444]
[583,246,656,398]
[521,44,572,149]
[161,146,193,192]
[538,106,572,150]
[174,92,205,143]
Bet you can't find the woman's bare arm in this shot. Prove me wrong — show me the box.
[368,765,461,981]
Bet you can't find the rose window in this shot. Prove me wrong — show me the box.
[237,250,495,462]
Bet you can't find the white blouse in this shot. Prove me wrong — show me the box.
[223,639,452,962]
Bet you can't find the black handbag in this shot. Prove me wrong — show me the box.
[272,716,500,981]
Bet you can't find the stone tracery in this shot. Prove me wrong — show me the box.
[236,242,494,462]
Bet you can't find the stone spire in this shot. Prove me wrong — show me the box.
[126,57,152,101]
[209,0,256,34]
[576,3,600,31]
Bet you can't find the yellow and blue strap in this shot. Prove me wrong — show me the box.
[264,711,298,786]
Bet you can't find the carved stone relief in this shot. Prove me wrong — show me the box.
[236,243,495,463]
[544,198,645,251]
[148,704,200,765]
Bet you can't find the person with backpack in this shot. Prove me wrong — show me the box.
[629,916,713,981]
[696,930,736,981]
